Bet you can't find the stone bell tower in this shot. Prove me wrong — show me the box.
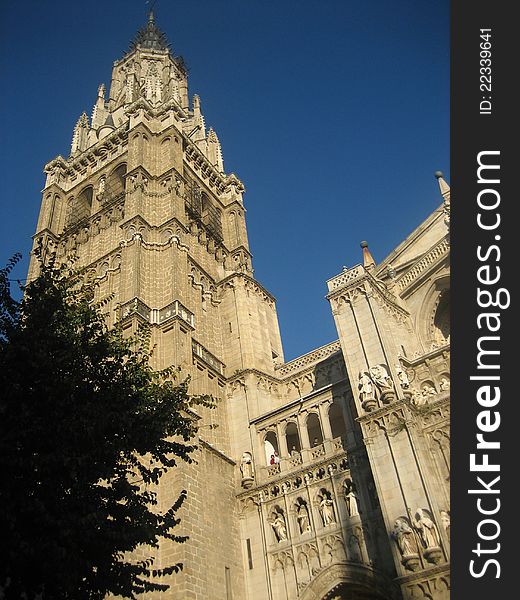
[29,12,285,598]
[29,11,450,600]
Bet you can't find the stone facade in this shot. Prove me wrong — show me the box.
[28,14,450,600]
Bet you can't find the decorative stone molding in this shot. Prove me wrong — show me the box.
[396,236,450,294]
[188,259,220,306]
[276,341,342,378]
[239,456,350,504]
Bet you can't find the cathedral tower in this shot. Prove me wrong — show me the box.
[29,13,450,600]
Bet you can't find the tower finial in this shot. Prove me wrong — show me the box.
[434,171,450,230]
[434,171,450,197]
[146,0,158,24]
[360,241,376,270]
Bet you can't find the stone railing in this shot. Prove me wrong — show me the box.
[119,297,151,322]
[192,339,225,375]
[158,300,195,328]
[261,436,347,483]
[326,264,365,292]
[119,298,195,330]
[275,340,342,378]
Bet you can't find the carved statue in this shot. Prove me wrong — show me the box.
[440,510,451,542]
[411,508,440,549]
[439,377,451,391]
[369,364,394,392]
[270,512,288,542]
[96,177,106,201]
[392,517,416,556]
[358,371,374,399]
[395,364,410,389]
[319,493,336,526]
[296,502,311,534]
[240,452,253,480]
[411,388,426,406]
[345,488,360,517]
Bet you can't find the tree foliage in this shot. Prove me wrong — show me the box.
[0,255,211,599]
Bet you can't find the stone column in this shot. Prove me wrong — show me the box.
[318,402,333,440]
[297,413,311,449]
[277,422,288,458]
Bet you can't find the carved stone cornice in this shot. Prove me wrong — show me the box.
[217,272,276,307]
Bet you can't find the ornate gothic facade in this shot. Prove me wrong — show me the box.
[29,14,450,600]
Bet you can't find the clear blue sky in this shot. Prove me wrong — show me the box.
[0,0,449,361]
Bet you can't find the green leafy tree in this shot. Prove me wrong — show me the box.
[0,255,211,599]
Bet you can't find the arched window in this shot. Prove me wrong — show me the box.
[306,413,323,446]
[329,403,347,439]
[67,186,93,228]
[285,422,301,454]
[105,163,127,201]
[200,192,223,242]
[264,431,279,465]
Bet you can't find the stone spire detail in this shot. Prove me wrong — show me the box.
[360,241,376,270]
[91,84,107,129]
[434,171,450,230]
[207,128,224,172]
[70,112,90,155]
[129,10,170,52]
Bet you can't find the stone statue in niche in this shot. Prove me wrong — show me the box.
[96,177,106,202]
[369,364,395,403]
[440,510,451,542]
[318,491,336,526]
[411,508,442,564]
[358,371,377,412]
[439,377,451,391]
[296,501,311,534]
[343,482,360,517]
[395,364,410,389]
[240,452,254,489]
[392,516,420,572]
[269,510,288,542]
[411,508,440,549]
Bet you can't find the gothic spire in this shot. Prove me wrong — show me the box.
[129,10,170,52]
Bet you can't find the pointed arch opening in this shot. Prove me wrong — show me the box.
[285,422,301,454]
[306,413,323,447]
[264,431,279,465]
